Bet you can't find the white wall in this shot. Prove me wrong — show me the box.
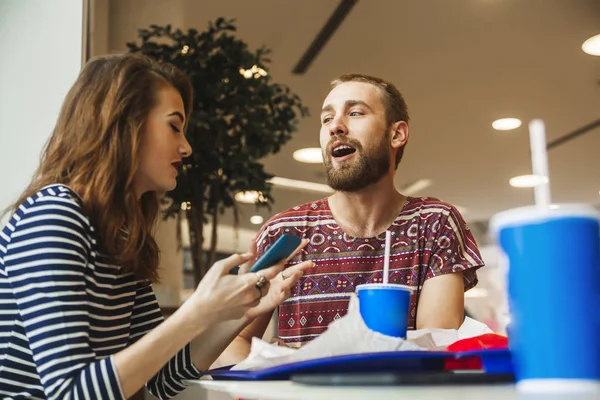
[0,0,83,225]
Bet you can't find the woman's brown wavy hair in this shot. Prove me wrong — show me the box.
[8,52,193,283]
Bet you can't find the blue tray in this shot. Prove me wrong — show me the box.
[204,349,512,381]
[456,348,513,374]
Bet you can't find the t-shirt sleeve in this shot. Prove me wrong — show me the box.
[254,218,278,260]
[425,205,485,291]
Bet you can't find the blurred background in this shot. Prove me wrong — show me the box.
[1,0,599,367]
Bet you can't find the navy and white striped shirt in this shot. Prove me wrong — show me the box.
[0,184,201,399]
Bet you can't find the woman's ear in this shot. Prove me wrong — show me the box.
[390,121,409,150]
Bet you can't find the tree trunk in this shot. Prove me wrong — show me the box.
[208,210,218,269]
[207,180,221,271]
[188,195,206,287]
[232,203,240,253]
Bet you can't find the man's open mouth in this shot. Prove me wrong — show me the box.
[331,144,357,158]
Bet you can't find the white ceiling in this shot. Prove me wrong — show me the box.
[106,0,600,233]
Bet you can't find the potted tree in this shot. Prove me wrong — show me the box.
[127,18,308,284]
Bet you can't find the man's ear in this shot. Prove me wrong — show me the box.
[390,121,409,150]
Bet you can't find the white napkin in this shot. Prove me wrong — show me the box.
[407,314,495,350]
[232,294,493,371]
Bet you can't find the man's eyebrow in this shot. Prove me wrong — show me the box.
[345,100,373,112]
[321,104,334,115]
[321,100,373,115]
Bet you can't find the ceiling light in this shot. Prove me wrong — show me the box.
[509,174,549,188]
[250,215,264,225]
[234,191,266,204]
[293,148,323,163]
[582,34,600,56]
[268,176,334,193]
[401,179,432,195]
[465,288,488,298]
[492,118,522,131]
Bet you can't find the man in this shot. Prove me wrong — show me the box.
[220,74,484,361]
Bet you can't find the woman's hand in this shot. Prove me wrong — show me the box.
[238,239,314,320]
[186,238,313,332]
[188,252,281,328]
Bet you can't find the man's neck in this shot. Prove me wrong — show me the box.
[327,175,407,238]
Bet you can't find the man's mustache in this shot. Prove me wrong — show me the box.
[325,136,362,153]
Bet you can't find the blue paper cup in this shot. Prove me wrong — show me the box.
[490,204,600,394]
[356,283,412,338]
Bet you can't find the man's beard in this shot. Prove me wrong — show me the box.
[323,135,390,192]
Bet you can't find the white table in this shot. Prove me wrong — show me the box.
[186,379,520,400]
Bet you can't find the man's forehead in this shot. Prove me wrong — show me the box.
[323,81,382,108]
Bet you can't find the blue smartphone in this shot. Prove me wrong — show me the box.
[248,234,302,273]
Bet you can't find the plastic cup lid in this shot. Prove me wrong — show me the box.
[356,283,413,292]
[489,203,600,235]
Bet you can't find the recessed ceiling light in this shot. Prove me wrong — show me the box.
[234,191,266,204]
[509,174,549,188]
[268,177,334,193]
[250,215,264,225]
[293,148,323,163]
[582,34,600,56]
[492,118,522,131]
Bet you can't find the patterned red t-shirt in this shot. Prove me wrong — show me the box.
[255,196,485,347]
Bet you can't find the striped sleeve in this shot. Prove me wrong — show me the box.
[4,197,125,400]
[128,284,202,399]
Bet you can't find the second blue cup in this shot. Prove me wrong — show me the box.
[491,204,600,394]
[356,283,412,338]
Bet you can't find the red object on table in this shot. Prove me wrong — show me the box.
[444,333,509,370]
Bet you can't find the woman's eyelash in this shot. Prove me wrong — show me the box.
[170,123,180,133]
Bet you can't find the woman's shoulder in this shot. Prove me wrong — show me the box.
[23,184,83,207]
[2,184,96,261]
[14,184,90,228]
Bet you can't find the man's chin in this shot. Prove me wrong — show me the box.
[327,175,366,192]
[327,169,389,192]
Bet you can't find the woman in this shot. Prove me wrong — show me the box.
[0,53,312,400]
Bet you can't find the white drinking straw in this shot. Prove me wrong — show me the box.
[383,230,391,284]
[528,119,551,210]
